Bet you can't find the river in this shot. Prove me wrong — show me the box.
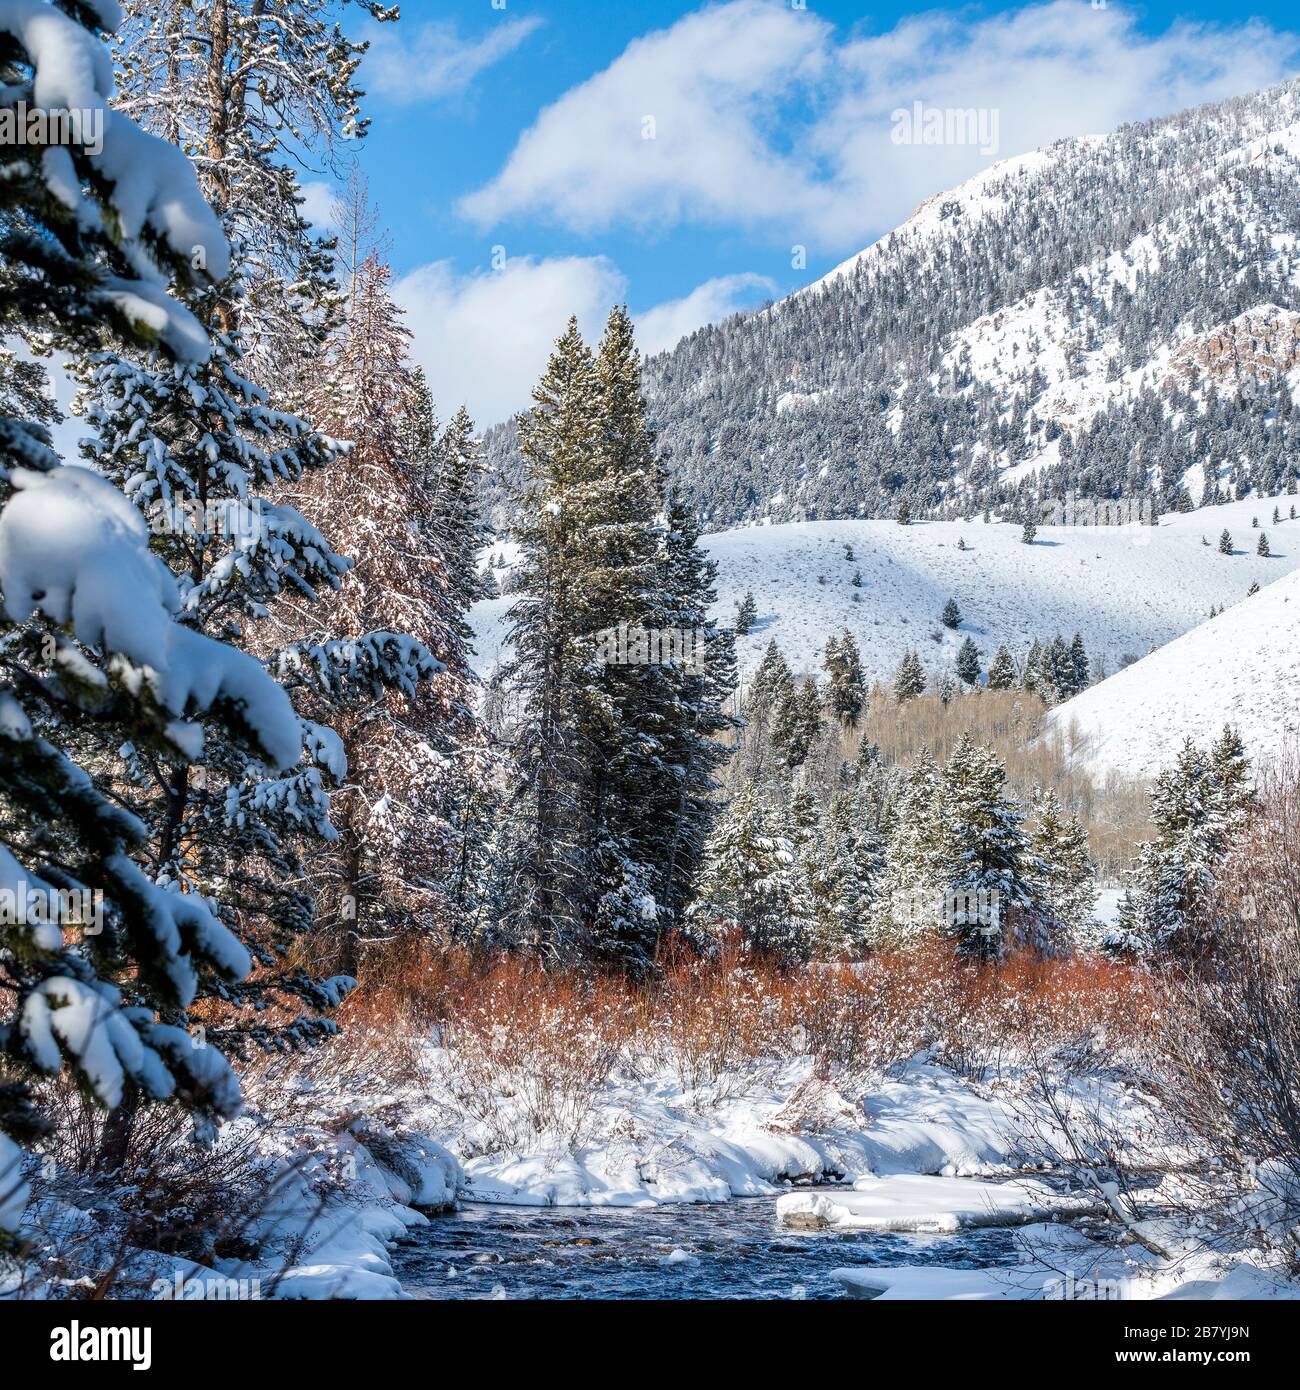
[391,1193,1021,1300]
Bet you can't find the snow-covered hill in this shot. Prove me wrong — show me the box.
[1047,563,1300,780]
[471,496,1298,691]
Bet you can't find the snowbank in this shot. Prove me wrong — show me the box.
[777,1173,1103,1233]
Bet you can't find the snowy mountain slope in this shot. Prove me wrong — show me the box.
[1046,563,1300,780]
[482,80,1300,532]
[470,496,1298,689]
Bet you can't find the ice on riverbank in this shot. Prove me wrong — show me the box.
[777,1173,1103,1233]
[832,1223,1300,1301]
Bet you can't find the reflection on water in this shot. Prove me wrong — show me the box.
[392,1193,1020,1301]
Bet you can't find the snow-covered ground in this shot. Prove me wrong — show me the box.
[777,1173,1104,1233]
[1048,562,1300,779]
[471,497,1299,689]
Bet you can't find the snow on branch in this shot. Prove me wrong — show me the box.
[1,0,229,360]
[0,466,300,769]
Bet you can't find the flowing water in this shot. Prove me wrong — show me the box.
[392,1193,1021,1300]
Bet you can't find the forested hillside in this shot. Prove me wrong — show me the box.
[484,80,1300,529]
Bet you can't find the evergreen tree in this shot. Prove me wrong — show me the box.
[987,644,1017,690]
[1021,639,1043,694]
[893,649,926,702]
[956,637,982,686]
[823,629,865,725]
[1069,633,1090,695]
[895,497,912,526]
[496,319,606,957]
[805,790,881,957]
[0,1,340,1184]
[1257,531,1271,557]
[734,590,758,634]
[649,492,739,927]
[1028,790,1094,945]
[938,736,1041,958]
[499,310,731,966]
[773,679,822,769]
[688,788,811,958]
[747,640,794,719]
[874,751,943,946]
[941,597,962,629]
[1219,528,1234,555]
[1021,518,1037,544]
[1107,734,1251,956]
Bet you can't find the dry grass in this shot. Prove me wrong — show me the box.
[320,935,1159,1140]
[842,688,1150,879]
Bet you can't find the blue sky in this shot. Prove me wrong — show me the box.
[315,0,1300,426]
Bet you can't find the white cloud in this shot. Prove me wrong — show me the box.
[297,180,335,232]
[461,0,1300,251]
[636,272,775,357]
[394,254,626,426]
[394,258,776,425]
[364,15,542,105]
[458,0,833,234]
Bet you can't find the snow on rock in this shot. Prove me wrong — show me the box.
[777,1173,1102,1233]
[1048,562,1300,779]
[0,466,300,769]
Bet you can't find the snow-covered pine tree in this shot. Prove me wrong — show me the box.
[1109,733,1252,956]
[941,597,962,629]
[873,750,944,946]
[494,319,604,956]
[771,678,822,770]
[498,310,682,966]
[113,0,389,387]
[687,788,811,959]
[582,313,739,956]
[1219,528,1234,554]
[987,644,1017,690]
[1028,789,1094,947]
[286,242,470,969]
[734,590,757,634]
[805,792,875,957]
[747,639,793,718]
[1021,638,1043,694]
[893,649,926,702]
[1257,531,1271,556]
[0,0,324,1191]
[956,636,982,686]
[650,491,738,926]
[938,735,1042,958]
[584,306,705,965]
[822,628,865,725]
[1069,633,1089,695]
